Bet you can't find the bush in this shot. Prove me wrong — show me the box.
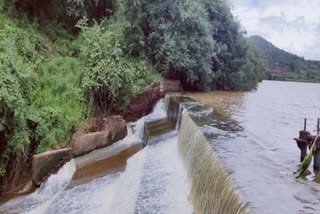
[76,18,161,113]
[32,57,86,153]
[0,27,34,175]
[0,14,86,175]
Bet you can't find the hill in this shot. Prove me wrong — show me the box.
[249,35,320,82]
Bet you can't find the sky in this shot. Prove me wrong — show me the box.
[230,0,320,60]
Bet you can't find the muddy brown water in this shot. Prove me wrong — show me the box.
[1,80,320,214]
[187,80,320,213]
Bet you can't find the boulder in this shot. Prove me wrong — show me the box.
[160,80,182,93]
[103,115,127,143]
[123,82,164,122]
[32,148,73,186]
[71,115,127,156]
[71,131,111,156]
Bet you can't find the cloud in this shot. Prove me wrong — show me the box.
[230,0,320,60]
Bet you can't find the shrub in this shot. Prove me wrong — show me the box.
[32,57,86,153]
[0,29,34,175]
[76,18,161,113]
[0,15,86,175]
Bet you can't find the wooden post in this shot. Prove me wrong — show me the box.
[295,130,310,162]
[314,138,320,172]
[304,118,307,131]
[317,118,320,132]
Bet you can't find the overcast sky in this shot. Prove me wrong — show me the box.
[230,0,320,60]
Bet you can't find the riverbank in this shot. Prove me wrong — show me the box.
[266,78,320,84]
[0,81,181,198]
[0,93,249,214]
[0,0,264,198]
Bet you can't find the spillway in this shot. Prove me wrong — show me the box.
[0,95,249,214]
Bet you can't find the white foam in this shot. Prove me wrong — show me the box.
[0,98,193,214]
[96,149,147,214]
[135,134,193,214]
[145,98,167,122]
[25,159,76,214]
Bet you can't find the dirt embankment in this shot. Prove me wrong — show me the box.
[123,82,165,122]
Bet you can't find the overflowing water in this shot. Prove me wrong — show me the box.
[0,160,76,214]
[188,80,320,214]
[179,113,249,214]
[1,80,320,214]
[0,98,192,214]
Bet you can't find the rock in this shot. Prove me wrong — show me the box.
[160,80,182,93]
[123,81,183,122]
[71,115,127,156]
[32,148,73,186]
[123,82,164,122]
[71,131,112,156]
[103,115,127,143]
[18,181,35,194]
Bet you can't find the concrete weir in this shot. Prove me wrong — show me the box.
[0,94,249,214]
[167,95,250,214]
[32,148,74,186]
[178,113,249,214]
[142,94,249,213]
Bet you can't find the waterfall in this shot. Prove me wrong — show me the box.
[178,112,249,214]
[35,159,76,197]
[163,94,170,113]
[27,160,76,214]
[1,95,249,214]
[96,148,147,214]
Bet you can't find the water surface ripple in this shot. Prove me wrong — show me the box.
[188,80,320,214]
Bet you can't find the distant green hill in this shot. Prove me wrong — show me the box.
[248,35,320,82]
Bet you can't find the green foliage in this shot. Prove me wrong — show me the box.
[65,0,113,23]
[0,36,33,152]
[204,0,263,90]
[0,18,34,175]
[0,0,3,12]
[230,48,264,90]
[124,0,263,90]
[124,0,215,90]
[250,35,320,82]
[0,14,86,175]
[32,57,86,153]
[0,0,265,179]
[76,18,161,112]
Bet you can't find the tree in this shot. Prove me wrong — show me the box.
[204,0,262,90]
[124,0,262,91]
[124,0,215,90]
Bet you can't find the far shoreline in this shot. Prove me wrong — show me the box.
[264,79,320,84]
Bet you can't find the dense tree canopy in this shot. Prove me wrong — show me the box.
[124,0,263,90]
[124,0,215,90]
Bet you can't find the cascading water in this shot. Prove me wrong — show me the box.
[0,95,248,214]
[0,159,76,214]
[178,113,249,214]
